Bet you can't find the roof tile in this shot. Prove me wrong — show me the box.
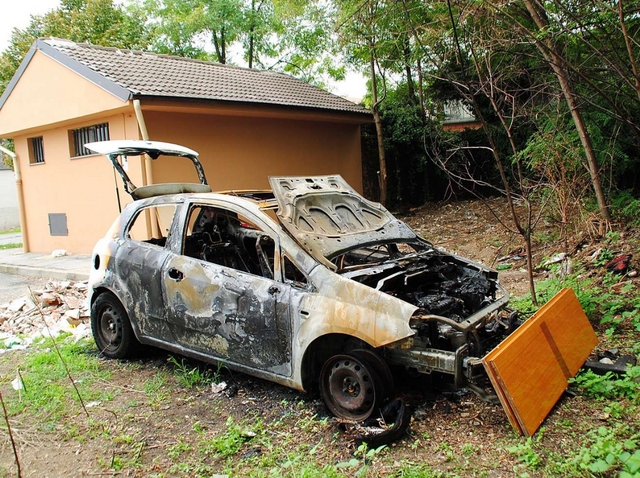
[42,39,370,116]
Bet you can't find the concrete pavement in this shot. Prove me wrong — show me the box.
[0,232,22,247]
[0,246,91,281]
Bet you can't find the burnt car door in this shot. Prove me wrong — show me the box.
[114,201,180,341]
[161,201,293,376]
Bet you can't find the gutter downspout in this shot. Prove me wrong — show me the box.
[132,99,160,238]
[0,145,29,252]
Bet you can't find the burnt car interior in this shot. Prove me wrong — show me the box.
[183,206,276,279]
[126,204,178,247]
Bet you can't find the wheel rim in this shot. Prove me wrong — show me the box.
[352,349,393,397]
[321,354,379,421]
[97,304,122,351]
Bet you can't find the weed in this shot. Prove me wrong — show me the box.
[4,338,112,427]
[507,436,543,470]
[336,442,387,476]
[593,248,614,267]
[143,372,170,407]
[167,356,223,388]
[570,366,640,400]
[572,425,640,475]
[0,243,22,250]
[168,437,192,459]
[604,230,621,245]
[438,442,455,462]
[533,229,558,244]
[0,227,20,235]
[199,416,260,458]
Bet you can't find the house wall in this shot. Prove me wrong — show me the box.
[144,112,364,193]
[1,50,366,254]
[0,51,127,136]
[0,169,19,230]
[13,112,142,253]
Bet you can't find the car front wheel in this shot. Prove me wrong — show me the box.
[91,292,137,359]
[320,352,389,421]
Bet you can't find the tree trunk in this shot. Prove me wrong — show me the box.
[523,0,610,222]
[370,51,387,206]
[248,0,256,68]
[403,40,415,104]
[416,58,425,116]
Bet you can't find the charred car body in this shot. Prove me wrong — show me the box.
[87,140,517,421]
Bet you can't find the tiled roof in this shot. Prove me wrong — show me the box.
[41,39,371,116]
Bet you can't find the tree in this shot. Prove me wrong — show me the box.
[0,0,151,95]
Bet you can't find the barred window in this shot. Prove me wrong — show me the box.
[28,137,45,164]
[69,123,110,157]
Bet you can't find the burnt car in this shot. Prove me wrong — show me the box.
[87,140,518,422]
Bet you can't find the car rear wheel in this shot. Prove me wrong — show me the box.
[320,352,389,421]
[91,292,137,359]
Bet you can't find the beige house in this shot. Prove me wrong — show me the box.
[0,38,371,254]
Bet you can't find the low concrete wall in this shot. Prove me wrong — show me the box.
[0,169,19,230]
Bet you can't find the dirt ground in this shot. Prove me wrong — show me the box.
[0,198,638,477]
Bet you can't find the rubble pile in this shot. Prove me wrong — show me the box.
[0,280,91,350]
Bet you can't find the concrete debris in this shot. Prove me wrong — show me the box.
[0,280,91,350]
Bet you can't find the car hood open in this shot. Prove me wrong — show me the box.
[269,175,417,264]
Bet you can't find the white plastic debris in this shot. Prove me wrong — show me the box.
[211,381,228,394]
[11,374,23,391]
[51,249,69,257]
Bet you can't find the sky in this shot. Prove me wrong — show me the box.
[0,0,61,51]
[0,0,366,99]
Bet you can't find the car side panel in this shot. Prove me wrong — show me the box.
[162,254,293,376]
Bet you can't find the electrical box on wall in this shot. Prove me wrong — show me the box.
[48,213,68,236]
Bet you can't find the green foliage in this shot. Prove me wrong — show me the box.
[2,338,112,427]
[507,436,543,470]
[610,191,640,227]
[572,425,640,476]
[379,88,443,207]
[0,243,22,250]
[0,0,151,95]
[570,367,640,401]
[336,442,387,477]
[199,416,260,458]
[511,264,640,334]
[167,356,223,388]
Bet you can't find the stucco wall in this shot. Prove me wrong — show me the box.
[0,169,19,230]
[145,112,364,193]
[13,112,142,253]
[0,51,128,136]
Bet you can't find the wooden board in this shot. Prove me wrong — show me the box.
[482,288,598,436]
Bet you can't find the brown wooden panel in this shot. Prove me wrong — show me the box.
[483,361,522,434]
[482,288,598,436]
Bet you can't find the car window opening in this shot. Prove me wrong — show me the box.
[184,206,275,279]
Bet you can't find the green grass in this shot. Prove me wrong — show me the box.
[2,336,113,428]
[0,227,20,235]
[0,242,22,250]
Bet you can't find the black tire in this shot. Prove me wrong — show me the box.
[91,292,137,359]
[319,353,388,421]
[351,349,393,401]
